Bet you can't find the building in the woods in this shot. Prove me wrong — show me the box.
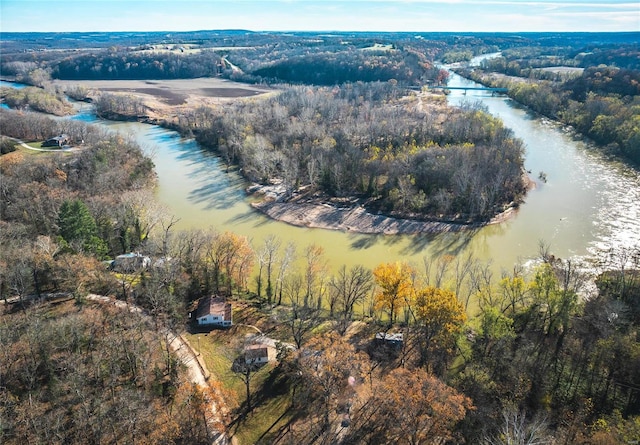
[193,296,232,327]
[112,252,151,272]
[42,134,71,148]
[244,344,277,365]
[374,332,404,348]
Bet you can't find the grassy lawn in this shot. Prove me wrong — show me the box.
[10,140,69,156]
[9,141,46,155]
[230,383,293,445]
[181,299,403,444]
[186,322,294,445]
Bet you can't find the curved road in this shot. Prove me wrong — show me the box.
[86,294,229,445]
[9,137,77,152]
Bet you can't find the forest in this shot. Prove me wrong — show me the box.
[0,301,226,444]
[191,83,526,221]
[1,30,640,444]
[0,112,227,444]
[1,110,639,444]
[456,43,640,164]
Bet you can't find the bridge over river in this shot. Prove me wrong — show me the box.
[407,84,508,95]
[428,85,508,94]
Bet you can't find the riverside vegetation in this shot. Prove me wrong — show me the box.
[1,30,639,444]
[0,85,75,116]
[193,84,527,222]
[455,43,640,165]
[1,110,639,444]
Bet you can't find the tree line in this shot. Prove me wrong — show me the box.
[51,49,224,80]
[495,43,640,71]
[190,83,526,221]
[459,59,640,165]
[250,48,440,86]
[1,110,639,443]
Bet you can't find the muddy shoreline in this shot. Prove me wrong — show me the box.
[4,76,528,235]
[246,170,532,235]
[250,192,519,235]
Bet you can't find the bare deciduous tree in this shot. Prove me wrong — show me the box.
[482,409,554,445]
[328,264,373,333]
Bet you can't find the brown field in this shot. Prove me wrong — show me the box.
[50,77,275,119]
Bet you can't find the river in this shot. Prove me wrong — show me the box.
[3,68,639,276]
[447,56,639,266]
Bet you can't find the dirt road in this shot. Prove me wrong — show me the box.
[86,294,228,445]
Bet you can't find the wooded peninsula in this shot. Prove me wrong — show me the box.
[1,30,639,445]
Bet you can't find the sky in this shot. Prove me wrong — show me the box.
[1,0,638,33]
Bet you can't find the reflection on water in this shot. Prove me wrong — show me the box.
[447,72,640,268]
[30,73,640,275]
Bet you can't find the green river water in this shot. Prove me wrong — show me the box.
[6,62,638,277]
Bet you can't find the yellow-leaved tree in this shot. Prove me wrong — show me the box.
[413,285,467,373]
[373,262,415,324]
[206,231,254,296]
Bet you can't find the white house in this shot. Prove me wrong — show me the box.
[113,252,151,273]
[194,296,232,327]
[375,332,404,348]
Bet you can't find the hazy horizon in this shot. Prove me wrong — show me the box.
[1,0,638,34]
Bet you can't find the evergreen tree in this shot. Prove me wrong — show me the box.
[57,199,108,258]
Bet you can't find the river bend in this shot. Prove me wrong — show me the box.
[2,71,639,275]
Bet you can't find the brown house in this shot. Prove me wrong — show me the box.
[42,134,71,148]
[244,344,277,365]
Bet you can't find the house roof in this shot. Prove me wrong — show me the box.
[245,344,270,359]
[375,332,403,342]
[195,296,231,320]
[46,134,70,142]
[248,335,278,348]
[244,343,277,361]
[116,252,148,260]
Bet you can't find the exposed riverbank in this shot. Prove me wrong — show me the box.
[248,183,524,235]
[251,199,519,234]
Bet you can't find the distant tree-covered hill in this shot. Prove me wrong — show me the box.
[51,50,223,80]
